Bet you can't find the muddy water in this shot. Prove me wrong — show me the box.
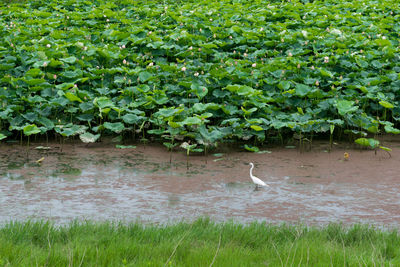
[1,138,400,226]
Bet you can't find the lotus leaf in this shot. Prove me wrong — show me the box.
[0,0,399,149]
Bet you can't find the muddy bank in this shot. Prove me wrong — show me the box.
[1,138,400,226]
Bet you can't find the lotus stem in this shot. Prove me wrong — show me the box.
[26,135,30,158]
[299,131,303,153]
[204,145,207,164]
[186,149,189,170]
[61,136,64,152]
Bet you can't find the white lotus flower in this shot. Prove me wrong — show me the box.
[330,28,342,35]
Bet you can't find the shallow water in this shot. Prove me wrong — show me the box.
[1,139,400,226]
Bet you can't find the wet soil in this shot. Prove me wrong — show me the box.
[1,137,400,226]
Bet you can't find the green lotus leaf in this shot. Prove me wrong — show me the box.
[355,138,369,147]
[192,148,204,153]
[356,59,368,68]
[152,93,168,105]
[237,85,256,96]
[168,121,183,128]
[56,124,87,137]
[379,101,394,109]
[196,125,224,144]
[77,114,94,122]
[319,68,333,78]
[65,92,83,103]
[2,56,16,63]
[337,100,358,116]
[295,83,312,97]
[79,102,94,112]
[93,97,114,109]
[367,138,380,148]
[156,108,181,118]
[379,146,392,152]
[241,106,257,116]
[79,132,100,143]
[37,117,55,130]
[384,125,400,134]
[104,122,125,133]
[182,117,202,126]
[191,82,208,99]
[139,71,152,82]
[180,142,197,150]
[212,89,230,98]
[192,103,220,113]
[225,84,254,96]
[56,83,75,90]
[49,59,63,67]
[375,39,391,47]
[60,56,77,64]
[200,43,218,49]
[244,144,259,152]
[61,70,83,79]
[0,63,15,71]
[116,145,136,149]
[367,125,378,134]
[278,81,291,90]
[344,129,367,137]
[163,142,177,150]
[371,60,383,69]
[23,124,41,136]
[199,112,213,119]
[355,138,380,148]
[222,105,239,115]
[25,68,43,77]
[250,125,263,131]
[24,78,47,86]
[122,113,143,124]
[147,129,164,135]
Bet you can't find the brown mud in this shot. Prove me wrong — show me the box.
[1,137,400,226]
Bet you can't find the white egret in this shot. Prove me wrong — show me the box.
[249,162,269,189]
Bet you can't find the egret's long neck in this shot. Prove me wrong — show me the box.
[249,165,254,176]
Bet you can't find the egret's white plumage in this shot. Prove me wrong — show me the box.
[249,163,269,188]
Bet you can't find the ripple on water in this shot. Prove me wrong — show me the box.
[1,143,400,226]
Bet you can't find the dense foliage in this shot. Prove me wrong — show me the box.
[1,0,400,150]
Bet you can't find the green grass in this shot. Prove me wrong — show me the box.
[0,219,399,266]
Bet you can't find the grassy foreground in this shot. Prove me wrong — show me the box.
[0,219,399,266]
